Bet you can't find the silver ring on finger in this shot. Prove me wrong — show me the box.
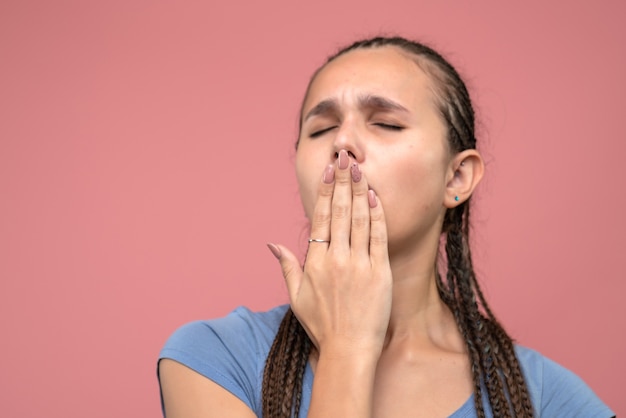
[308,238,330,243]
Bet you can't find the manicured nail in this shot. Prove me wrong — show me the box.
[267,243,282,259]
[350,163,361,182]
[368,189,378,208]
[338,149,349,169]
[322,164,335,184]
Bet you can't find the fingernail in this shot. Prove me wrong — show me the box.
[267,243,281,259]
[350,163,361,182]
[322,164,335,184]
[338,149,349,169]
[368,189,378,208]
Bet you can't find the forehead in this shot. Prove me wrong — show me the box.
[303,46,435,113]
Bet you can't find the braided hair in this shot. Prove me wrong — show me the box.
[262,36,534,418]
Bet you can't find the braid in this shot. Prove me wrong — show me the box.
[262,308,311,417]
[471,266,535,415]
[440,263,486,418]
[442,201,533,417]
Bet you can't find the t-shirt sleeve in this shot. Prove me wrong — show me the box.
[157,306,286,415]
[516,347,615,417]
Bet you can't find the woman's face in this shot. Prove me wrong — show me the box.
[296,46,455,254]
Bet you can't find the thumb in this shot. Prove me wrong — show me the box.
[266,243,303,302]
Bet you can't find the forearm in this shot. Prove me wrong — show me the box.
[307,348,380,418]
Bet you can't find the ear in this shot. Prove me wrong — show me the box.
[443,149,484,208]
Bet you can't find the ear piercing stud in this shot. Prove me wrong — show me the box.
[455,196,460,201]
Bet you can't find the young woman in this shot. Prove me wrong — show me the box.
[158,37,614,417]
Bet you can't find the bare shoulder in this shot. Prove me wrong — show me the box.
[159,359,257,418]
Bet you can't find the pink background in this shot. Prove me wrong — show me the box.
[1,1,624,416]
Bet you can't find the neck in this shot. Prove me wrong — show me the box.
[383,234,460,351]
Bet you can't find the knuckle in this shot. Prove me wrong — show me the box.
[319,186,334,197]
[351,214,369,230]
[369,232,388,247]
[312,211,331,227]
[351,186,368,197]
[370,211,385,223]
[281,263,297,279]
[328,254,347,270]
[331,203,350,220]
[304,262,322,276]
[334,174,352,185]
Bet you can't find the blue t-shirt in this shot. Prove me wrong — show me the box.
[158,305,614,417]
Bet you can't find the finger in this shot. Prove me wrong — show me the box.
[367,189,389,264]
[349,162,371,257]
[329,149,352,251]
[307,164,335,258]
[267,243,303,304]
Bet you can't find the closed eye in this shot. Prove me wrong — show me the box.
[309,126,337,138]
[373,123,404,131]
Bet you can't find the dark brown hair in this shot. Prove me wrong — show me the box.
[262,36,534,418]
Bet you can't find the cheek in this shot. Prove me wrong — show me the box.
[295,158,320,220]
[388,150,448,214]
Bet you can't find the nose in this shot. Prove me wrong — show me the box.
[332,121,364,163]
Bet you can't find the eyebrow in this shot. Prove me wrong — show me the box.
[303,94,409,122]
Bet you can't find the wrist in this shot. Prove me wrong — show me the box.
[316,341,382,366]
